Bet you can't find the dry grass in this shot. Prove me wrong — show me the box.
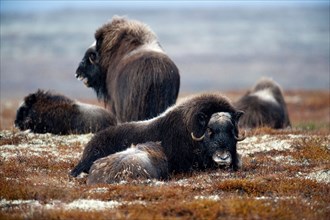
[0,90,329,219]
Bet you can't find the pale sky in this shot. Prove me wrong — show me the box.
[1,0,327,13]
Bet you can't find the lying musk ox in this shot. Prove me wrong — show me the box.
[87,142,168,185]
[76,16,180,123]
[86,112,244,185]
[70,93,245,177]
[15,90,116,135]
[234,77,291,129]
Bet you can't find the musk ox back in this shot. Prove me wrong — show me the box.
[234,78,291,129]
[70,93,243,178]
[15,90,116,135]
[75,16,180,123]
[87,142,168,185]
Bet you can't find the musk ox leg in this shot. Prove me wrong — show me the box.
[15,90,116,135]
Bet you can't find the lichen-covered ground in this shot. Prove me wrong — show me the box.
[0,90,329,219]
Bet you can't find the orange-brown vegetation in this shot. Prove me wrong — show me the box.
[0,90,329,219]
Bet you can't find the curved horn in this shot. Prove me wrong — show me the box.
[234,130,246,142]
[89,56,95,65]
[191,132,205,141]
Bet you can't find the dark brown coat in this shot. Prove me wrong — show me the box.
[70,93,241,177]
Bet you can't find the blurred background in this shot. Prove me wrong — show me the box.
[0,0,329,101]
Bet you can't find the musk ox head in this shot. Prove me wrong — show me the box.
[15,93,38,131]
[87,142,168,184]
[75,41,105,98]
[203,112,245,170]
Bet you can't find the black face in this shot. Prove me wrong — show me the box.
[203,112,241,170]
[75,43,103,91]
[15,103,32,130]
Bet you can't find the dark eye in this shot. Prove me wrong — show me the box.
[89,52,97,64]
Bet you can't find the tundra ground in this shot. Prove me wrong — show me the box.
[0,90,329,219]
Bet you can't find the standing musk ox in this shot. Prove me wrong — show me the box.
[76,16,180,123]
[86,112,244,185]
[70,93,245,178]
[234,77,291,129]
[15,90,116,135]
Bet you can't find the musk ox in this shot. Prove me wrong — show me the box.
[234,77,291,129]
[15,90,116,135]
[86,111,244,185]
[76,16,180,123]
[70,93,244,177]
[87,142,168,185]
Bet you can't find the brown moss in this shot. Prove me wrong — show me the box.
[291,137,330,164]
[216,178,270,196]
[216,178,329,202]
[0,131,27,146]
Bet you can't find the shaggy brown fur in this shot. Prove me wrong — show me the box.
[87,142,168,185]
[70,93,242,177]
[76,16,180,122]
[15,90,116,135]
[234,78,291,129]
